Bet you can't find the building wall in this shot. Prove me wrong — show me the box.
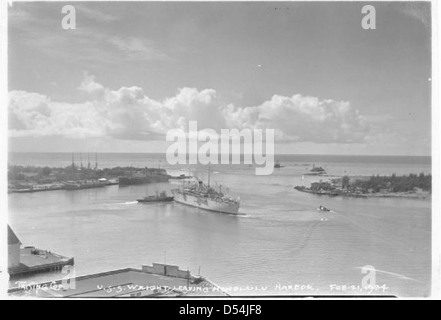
[8,244,20,268]
[142,263,190,278]
[177,269,190,278]
[142,265,156,274]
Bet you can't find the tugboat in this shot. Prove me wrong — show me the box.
[137,191,174,203]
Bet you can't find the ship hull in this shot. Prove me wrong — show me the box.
[173,192,240,215]
[137,197,174,203]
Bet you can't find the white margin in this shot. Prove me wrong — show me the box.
[431,0,440,299]
[0,0,439,300]
[0,0,9,300]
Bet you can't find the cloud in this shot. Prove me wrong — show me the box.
[223,95,369,143]
[78,72,105,93]
[9,74,371,144]
[8,91,105,138]
[75,4,120,23]
[108,37,172,61]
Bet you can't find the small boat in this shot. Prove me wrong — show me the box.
[169,174,193,180]
[318,205,331,212]
[137,191,174,203]
[274,160,284,168]
[305,164,326,175]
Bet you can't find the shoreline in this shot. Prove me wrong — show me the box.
[294,186,431,200]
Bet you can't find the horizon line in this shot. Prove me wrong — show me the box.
[7,151,432,158]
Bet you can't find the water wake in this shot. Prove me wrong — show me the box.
[120,201,138,205]
[236,213,252,218]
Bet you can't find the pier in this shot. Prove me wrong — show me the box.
[8,226,74,278]
[8,247,74,278]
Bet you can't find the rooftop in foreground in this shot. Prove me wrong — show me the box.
[9,263,229,298]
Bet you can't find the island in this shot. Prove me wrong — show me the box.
[294,173,431,199]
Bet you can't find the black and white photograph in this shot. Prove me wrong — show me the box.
[0,0,439,300]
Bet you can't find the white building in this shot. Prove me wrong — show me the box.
[8,225,21,268]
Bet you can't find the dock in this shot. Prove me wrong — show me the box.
[8,246,74,278]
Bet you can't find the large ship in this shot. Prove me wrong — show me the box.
[172,171,240,215]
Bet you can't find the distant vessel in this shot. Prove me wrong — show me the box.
[173,169,240,215]
[137,191,174,203]
[63,180,105,190]
[169,177,198,186]
[99,178,119,185]
[168,173,197,185]
[119,168,170,185]
[31,184,64,192]
[10,184,64,193]
[169,174,193,180]
[274,160,284,168]
[305,164,326,175]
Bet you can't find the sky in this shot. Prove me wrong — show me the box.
[7,1,432,155]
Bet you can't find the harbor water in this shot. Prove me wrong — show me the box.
[8,153,431,296]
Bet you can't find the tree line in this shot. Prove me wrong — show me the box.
[350,173,431,193]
